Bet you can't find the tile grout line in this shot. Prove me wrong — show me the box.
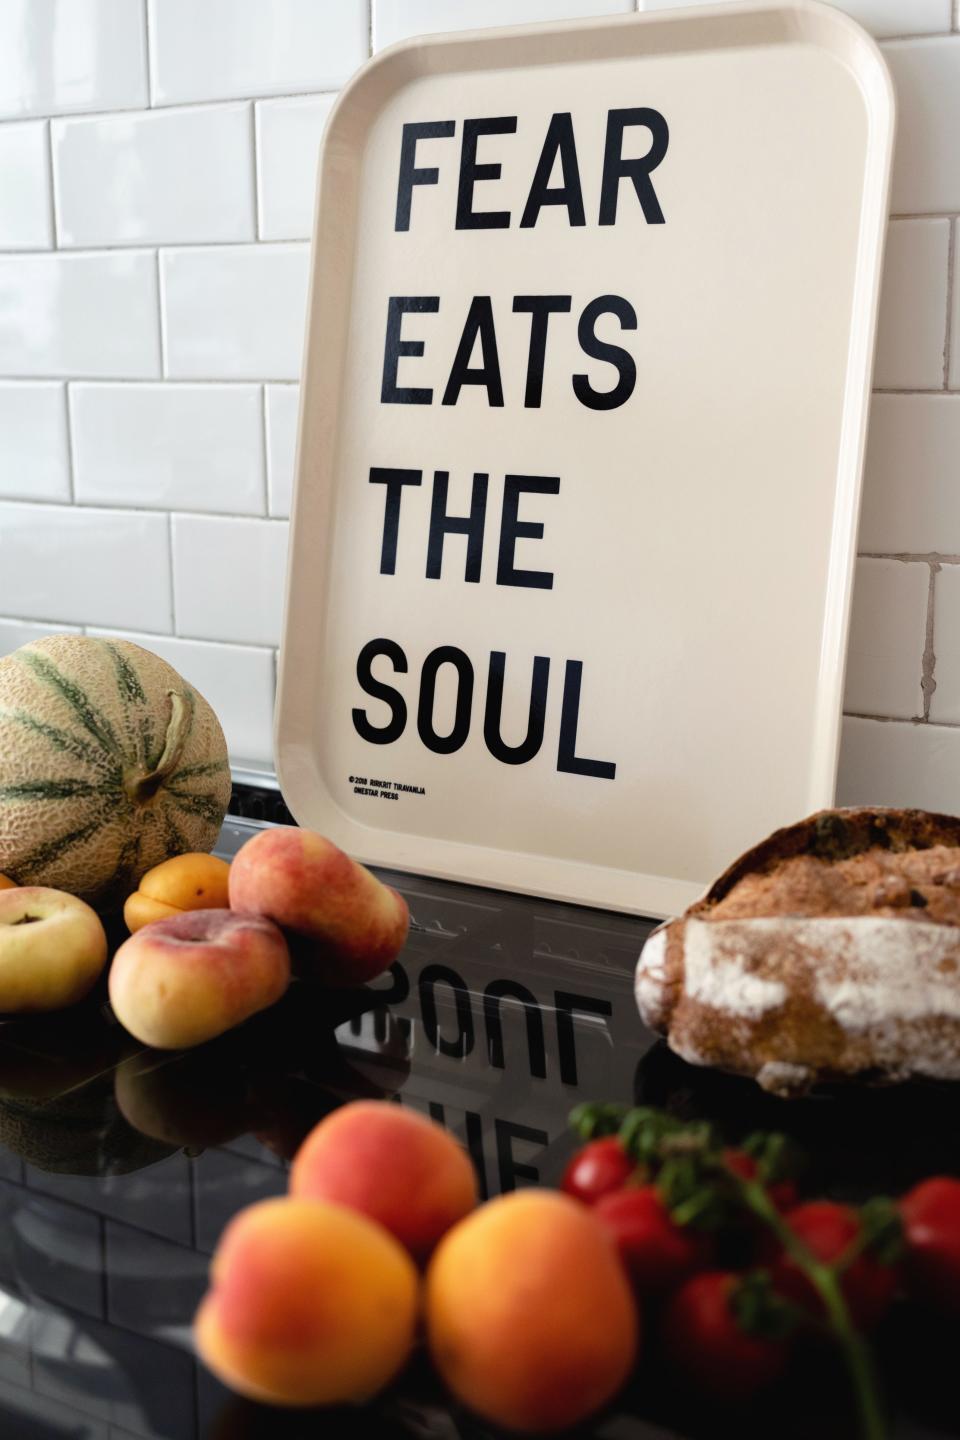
[260,383,271,515]
[860,550,960,564]
[0,88,342,129]
[0,495,290,523]
[43,119,58,248]
[843,711,960,731]
[0,610,276,654]
[143,0,154,107]
[0,237,310,257]
[873,387,960,396]
[167,511,178,636]
[155,248,168,377]
[0,375,301,387]
[921,563,939,719]
[63,383,77,504]
[251,102,262,241]
[889,211,960,222]
[944,216,957,389]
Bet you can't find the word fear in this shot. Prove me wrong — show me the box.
[395,109,669,231]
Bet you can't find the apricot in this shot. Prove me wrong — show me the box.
[194,1196,418,1406]
[228,826,409,985]
[426,1190,638,1433]
[124,852,231,933]
[0,874,15,891]
[109,909,290,1048]
[290,1100,477,1261]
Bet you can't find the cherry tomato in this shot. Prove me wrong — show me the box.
[561,1137,634,1205]
[593,1185,710,1294]
[723,1148,798,1212]
[900,1176,960,1314]
[772,1201,897,1329]
[663,1271,789,1400]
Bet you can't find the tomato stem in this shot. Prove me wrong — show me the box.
[731,1173,886,1440]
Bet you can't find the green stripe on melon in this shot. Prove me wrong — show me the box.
[0,635,232,909]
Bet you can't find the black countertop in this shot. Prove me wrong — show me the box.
[0,818,957,1440]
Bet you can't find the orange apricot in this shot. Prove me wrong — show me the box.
[0,874,16,891]
[426,1189,639,1433]
[124,852,230,933]
[290,1100,477,1262]
[195,1196,418,1406]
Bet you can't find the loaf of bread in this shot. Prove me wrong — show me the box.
[635,808,960,1096]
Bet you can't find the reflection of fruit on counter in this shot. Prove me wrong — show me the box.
[0,1067,176,1176]
[425,1190,638,1433]
[114,1049,256,1149]
[290,1100,477,1262]
[0,634,231,908]
[0,886,107,1010]
[124,852,231,933]
[109,909,291,1048]
[228,827,409,985]
[195,1196,418,1406]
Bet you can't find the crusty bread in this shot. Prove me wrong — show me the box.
[635,808,960,1096]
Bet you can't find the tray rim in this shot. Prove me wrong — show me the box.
[275,0,896,919]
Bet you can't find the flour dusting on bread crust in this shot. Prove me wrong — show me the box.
[634,807,960,1094]
[684,920,788,1018]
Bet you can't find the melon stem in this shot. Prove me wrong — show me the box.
[126,692,190,805]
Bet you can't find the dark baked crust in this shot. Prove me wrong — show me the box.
[695,808,960,925]
[634,807,960,1095]
[702,808,960,901]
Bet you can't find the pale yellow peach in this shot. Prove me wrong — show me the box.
[109,908,290,1048]
[0,887,107,1011]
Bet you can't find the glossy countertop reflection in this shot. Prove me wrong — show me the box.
[0,819,957,1440]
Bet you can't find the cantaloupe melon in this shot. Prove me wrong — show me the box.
[0,635,232,909]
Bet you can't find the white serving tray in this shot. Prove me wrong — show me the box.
[276,0,894,919]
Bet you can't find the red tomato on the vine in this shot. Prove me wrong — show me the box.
[772,1201,897,1329]
[900,1177,960,1314]
[593,1185,710,1294]
[561,1137,634,1206]
[723,1148,798,1212]
[663,1271,789,1400]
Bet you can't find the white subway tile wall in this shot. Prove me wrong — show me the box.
[0,1,147,121]
[264,385,300,519]
[0,122,52,249]
[0,0,956,796]
[872,219,950,390]
[70,383,265,514]
[0,502,171,632]
[52,104,256,248]
[147,0,368,106]
[0,251,160,378]
[256,96,336,242]
[171,515,289,648]
[0,383,69,501]
[160,245,310,381]
[0,619,81,657]
[844,558,929,720]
